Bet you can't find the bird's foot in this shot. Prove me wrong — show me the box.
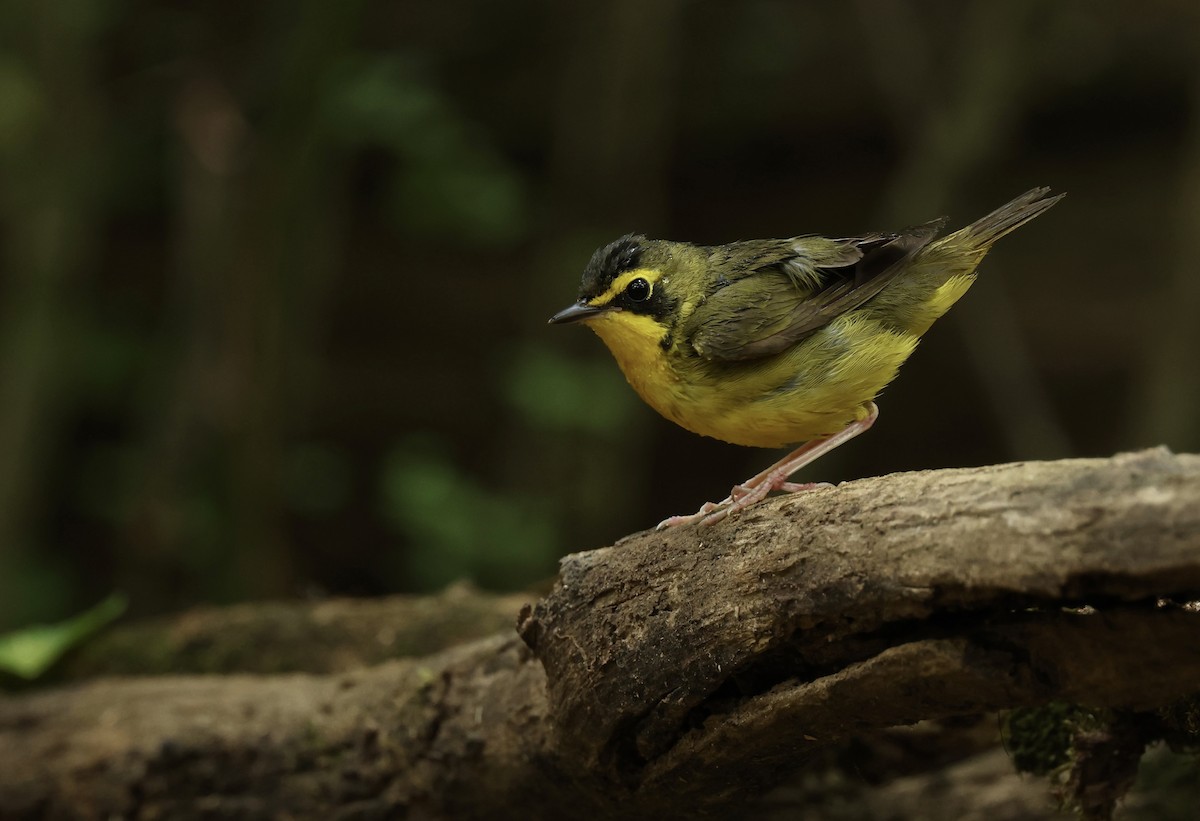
[700,478,831,526]
[655,499,728,530]
[777,481,834,493]
[654,405,876,530]
[656,480,834,529]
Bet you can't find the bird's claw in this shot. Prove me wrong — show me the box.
[655,479,835,529]
[656,499,728,530]
[777,481,834,493]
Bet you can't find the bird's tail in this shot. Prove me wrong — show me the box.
[947,187,1064,252]
[872,188,1062,337]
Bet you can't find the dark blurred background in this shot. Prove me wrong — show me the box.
[1,1,1198,631]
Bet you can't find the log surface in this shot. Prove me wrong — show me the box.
[3,449,1199,819]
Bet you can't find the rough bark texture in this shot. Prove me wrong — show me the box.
[53,581,532,680]
[2,449,1199,819]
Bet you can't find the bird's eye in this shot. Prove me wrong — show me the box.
[626,277,651,302]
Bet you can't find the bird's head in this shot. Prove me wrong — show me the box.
[549,234,694,355]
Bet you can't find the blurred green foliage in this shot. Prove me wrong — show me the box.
[0,57,42,153]
[324,55,528,244]
[0,593,126,680]
[503,345,635,436]
[0,0,1198,636]
[380,435,558,590]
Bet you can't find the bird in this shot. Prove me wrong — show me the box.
[549,188,1062,528]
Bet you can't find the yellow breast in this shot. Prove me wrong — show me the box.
[587,311,918,449]
[586,311,683,415]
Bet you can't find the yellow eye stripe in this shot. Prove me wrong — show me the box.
[587,268,663,308]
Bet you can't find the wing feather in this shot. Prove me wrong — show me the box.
[685,220,943,362]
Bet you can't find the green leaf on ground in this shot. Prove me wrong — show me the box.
[0,593,128,680]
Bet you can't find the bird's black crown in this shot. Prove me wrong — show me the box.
[579,234,645,299]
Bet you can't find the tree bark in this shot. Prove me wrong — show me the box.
[3,448,1199,819]
[52,581,532,680]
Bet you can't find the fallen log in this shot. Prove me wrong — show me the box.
[2,449,1198,819]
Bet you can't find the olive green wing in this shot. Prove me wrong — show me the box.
[684,220,943,361]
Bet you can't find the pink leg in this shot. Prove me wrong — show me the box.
[656,403,879,530]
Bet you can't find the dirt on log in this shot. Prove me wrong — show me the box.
[2,448,1199,819]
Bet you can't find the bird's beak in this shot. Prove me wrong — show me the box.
[548,301,610,325]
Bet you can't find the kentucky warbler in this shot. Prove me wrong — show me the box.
[549,188,1062,528]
